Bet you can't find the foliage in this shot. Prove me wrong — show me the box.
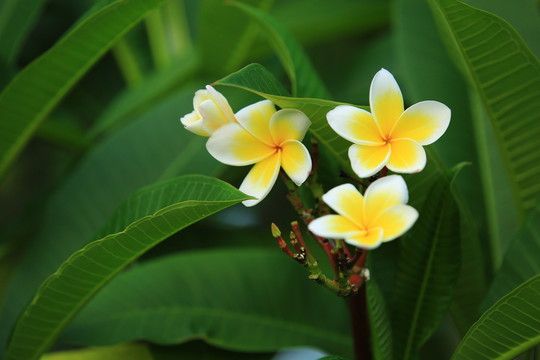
[0,0,539,359]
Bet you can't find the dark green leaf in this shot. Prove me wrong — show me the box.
[0,0,168,180]
[42,343,153,360]
[4,175,250,360]
[451,274,540,360]
[62,249,352,357]
[392,164,464,360]
[427,0,540,218]
[232,1,330,98]
[366,279,393,360]
[482,201,540,311]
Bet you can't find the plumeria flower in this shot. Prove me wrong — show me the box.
[180,85,236,136]
[206,100,312,207]
[308,175,418,249]
[327,68,451,178]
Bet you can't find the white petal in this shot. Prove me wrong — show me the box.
[240,152,281,207]
[363,175,409,226]
[370,68,404,136]
[206,85,236,123]
[269,108,311,144]
[280,139,312,186]
[308,215,361,239]
[235,100,276,146]
[327,105,384,145]
[321,183,364,229]
[199,99,231,134]
[349,143,391,178]
[390,100,451,145]
[206,123,275,166]
[180,111,209,136]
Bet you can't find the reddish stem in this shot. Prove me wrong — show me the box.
[349,284,372,360]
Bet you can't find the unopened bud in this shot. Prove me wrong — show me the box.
[271,223,281,238]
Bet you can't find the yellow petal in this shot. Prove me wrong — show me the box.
[180,111,210,136]
[390,100,451,145]
[370,69,404,136]
[370,204,418,242]
[235,100,276,146]
[327,105,384,145]
[240,152,281,207]
[269,109,311,144]
[387,138,426,174]
[206,123,275,166]
[308,215,361,239]
[348,143,391,178]
[363,175,409,225]
[321,184,365,229]
[280,139,312,186]
[344,228,383,249]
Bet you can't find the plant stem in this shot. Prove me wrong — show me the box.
[112,38,143,87]
[349,284,372,360]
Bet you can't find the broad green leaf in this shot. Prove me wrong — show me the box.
[232,1,330,98]
[198,0,273,76]
[4,175,250,360]
[392,165,464,360]
[215,63,362,172]
[0,0,167,180]
[150,341,274,360]
[451,274,540,360]
[427,0,540,218]
[62,249,352,357]
[366,280,393,360]
[42,343,153,360]
[482,201,540,311]
[0,87,222,354]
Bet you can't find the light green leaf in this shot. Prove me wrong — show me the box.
[0,87,222,354]
[0,0,167,180]
[451,274,540,360]
[62,249,352,357]
[4,175,250,360]
[215,63,363,172]
[392,165,464,360]
[427,0,540,218]
[482,201,540,311]
[42,343,153,360]
[231,1,330,98]
[366,279,393,360]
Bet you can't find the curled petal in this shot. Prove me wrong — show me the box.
[321,183,364,229]
[371,204,418,242]
[387,138,426,174]
[280,140,312,186]
[348,143,391,178]
[206,123,275,166]
[370,68,404,136]
[363,175,409,226]
[269,109,311,144]
[235,100,276,146]
[193,88,211,109]
[327,105,384,145]
[180,111,209,136]
[391,100,451,145]
[199,99,232,134]
[308,215,361,239]
[206,85,236,124]
[344,228,383,249]
[240,152,282,207]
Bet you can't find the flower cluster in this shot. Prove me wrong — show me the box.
[180,68,450,250]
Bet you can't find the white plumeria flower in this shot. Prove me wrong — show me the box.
[308,175,418,249]
[180,85,236,136]
[327,68,451,178]
[207,100,312,207]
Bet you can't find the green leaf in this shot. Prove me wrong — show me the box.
[451,274,540,360]
[61,249,352,357]
[150,341,274,360]
[4,175,250,360]
[482,201,540,311]
[0,87,222,353]
[426,0,540,218]
[392,164,464,360]
[231,1,330,98]
[215,63,364,172]
[42,343,153,360]
[366,279,393,360]
[0,0,167,180]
